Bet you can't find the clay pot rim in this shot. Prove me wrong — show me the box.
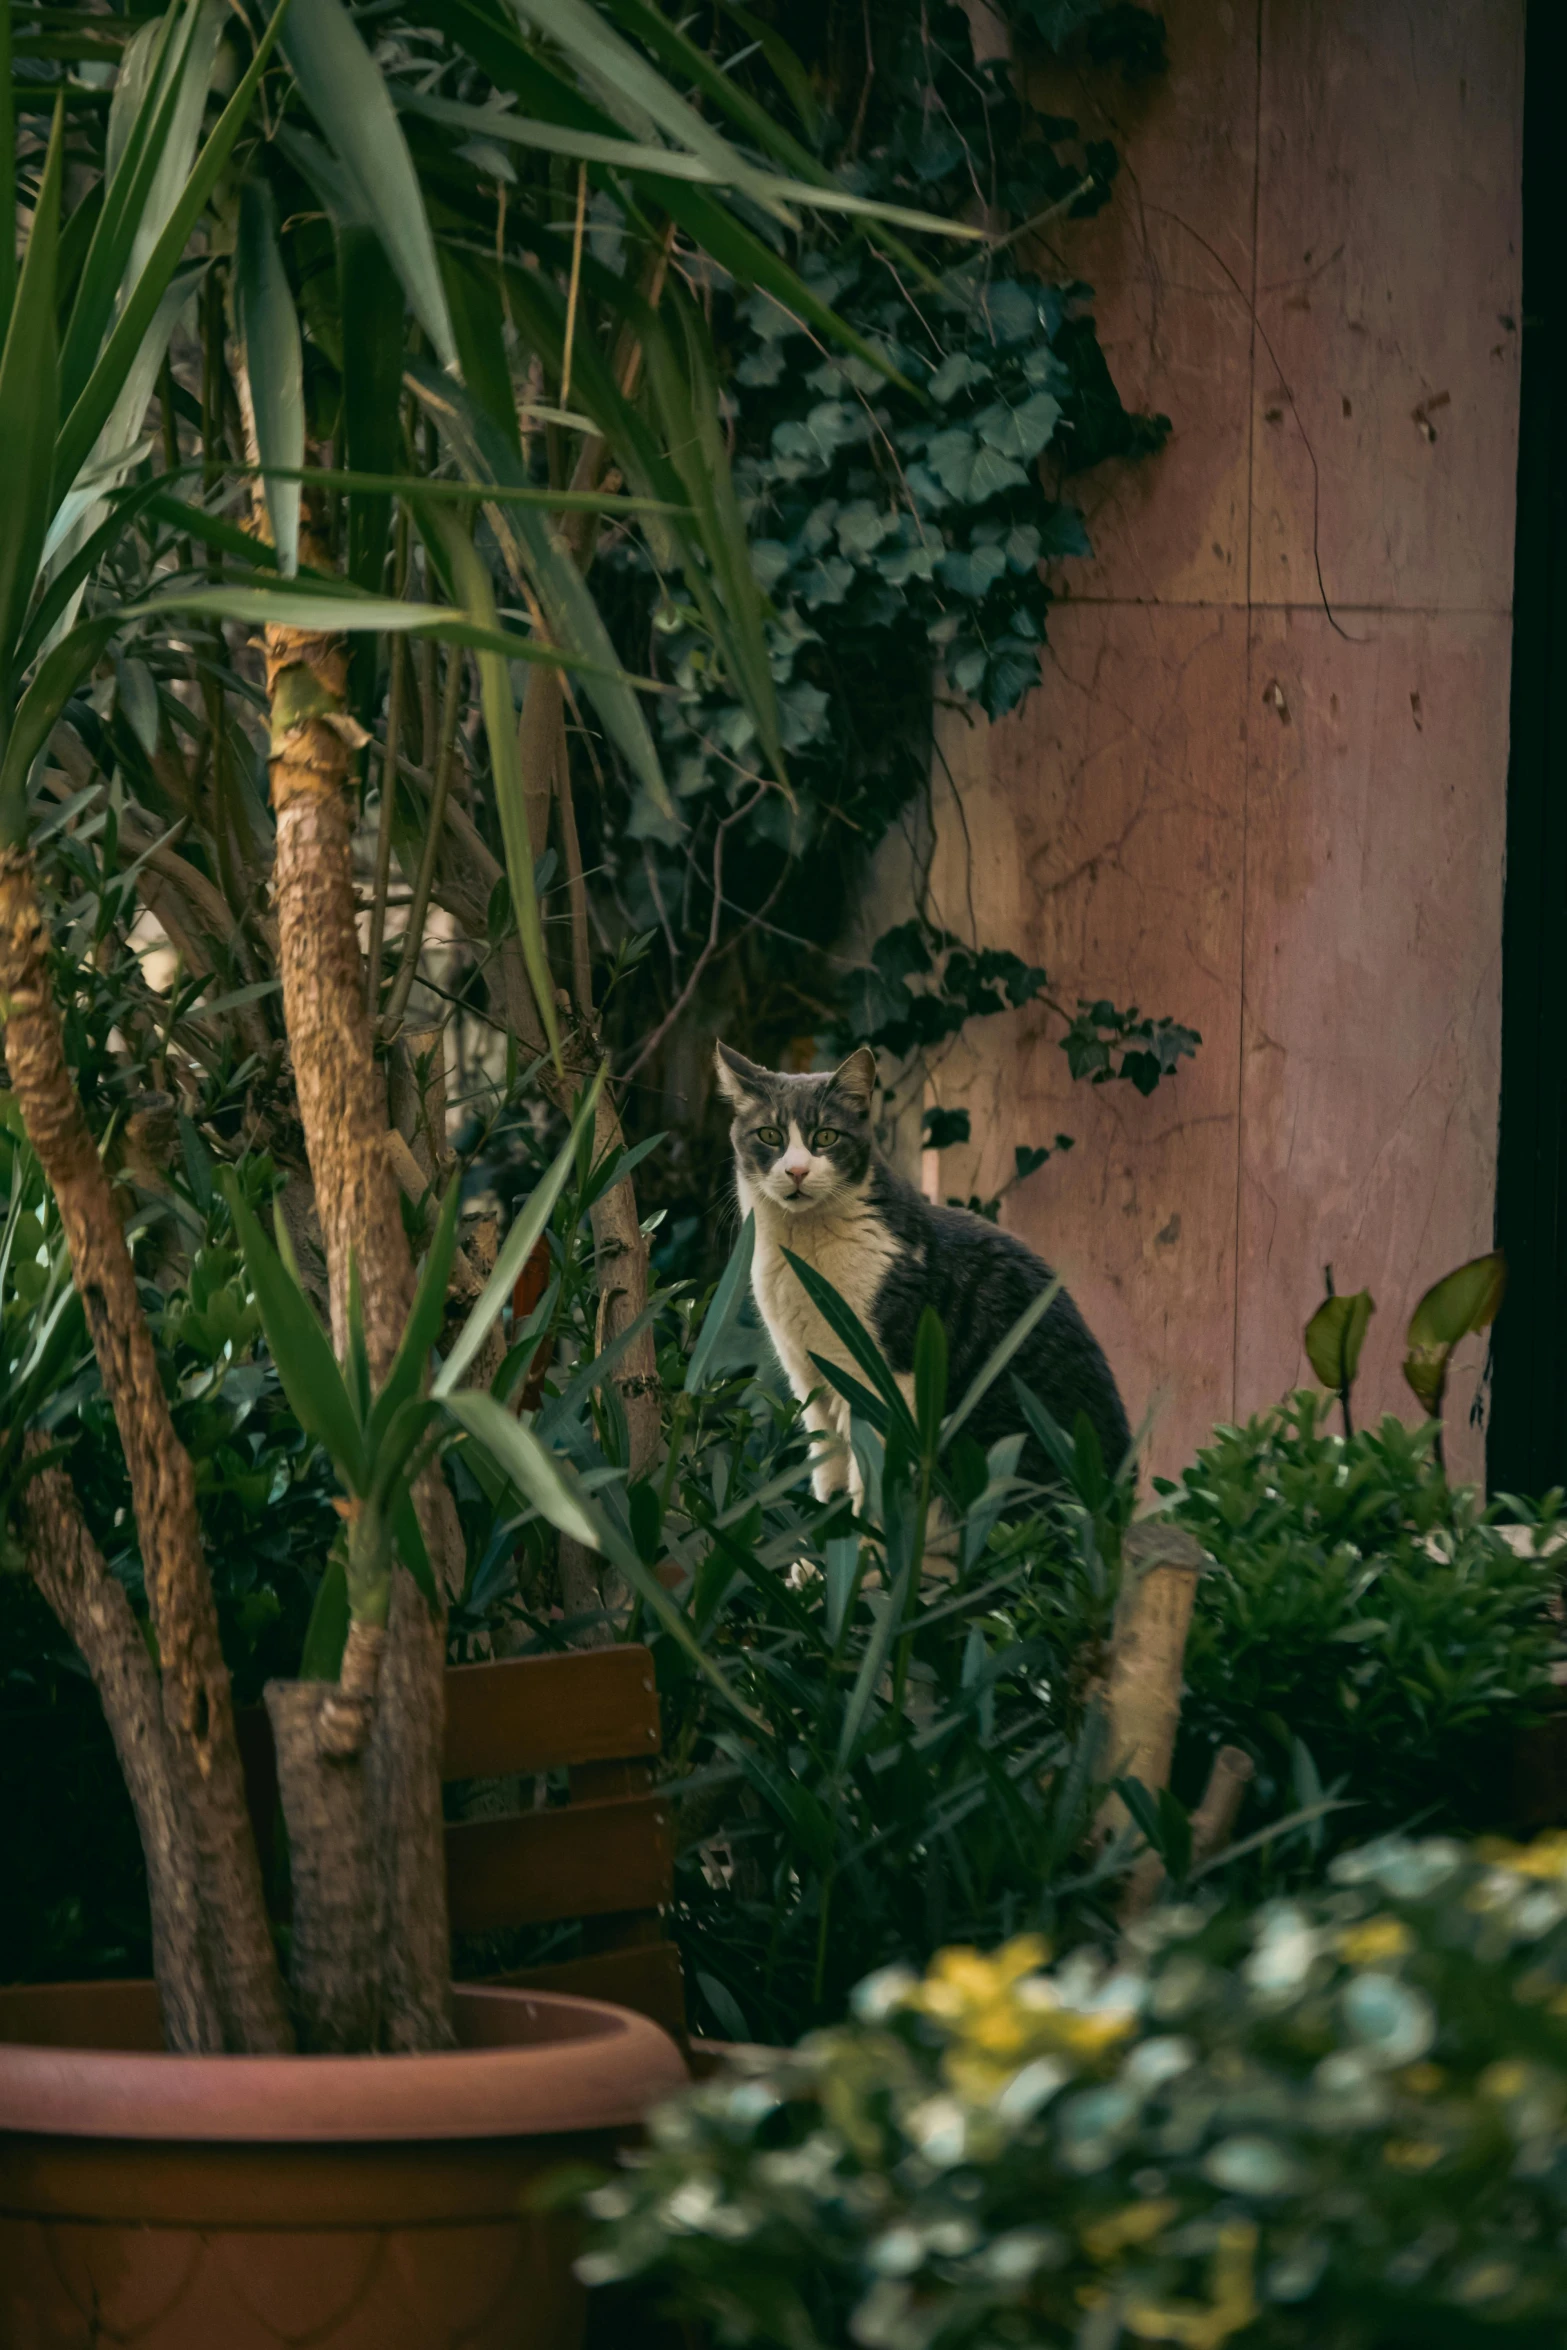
[0,1980,686,2143]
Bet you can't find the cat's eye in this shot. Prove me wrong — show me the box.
[812,1128,839,1149]
[755,1125,784,1147]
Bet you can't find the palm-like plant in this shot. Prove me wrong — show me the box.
[1,0,973,2050]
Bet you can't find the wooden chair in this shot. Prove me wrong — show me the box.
[239,1643,687,2044]
[443,1644,685,2041]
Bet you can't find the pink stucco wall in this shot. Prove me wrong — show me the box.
[926,0,1524,1484]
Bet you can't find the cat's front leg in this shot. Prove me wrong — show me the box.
[802,1389,851,1503]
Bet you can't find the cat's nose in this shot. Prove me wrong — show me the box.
[781,1152,812,1188]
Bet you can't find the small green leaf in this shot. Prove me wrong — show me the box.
[1304,1288,1375,1396]
[1403,1251,1506,1415]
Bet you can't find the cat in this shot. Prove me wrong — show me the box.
[714,1040,1131,1505]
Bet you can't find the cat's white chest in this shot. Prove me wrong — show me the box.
[744,1187,896,1403]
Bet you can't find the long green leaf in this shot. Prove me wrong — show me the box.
[513,0,797,221]
[339,220,403,615]
[941,1277,1063,1447]
[406,356,676,829]
[55,0,292,496]
[685,1211,754,1395]
[0,579,612,821]
[837,1557,913,1769]
[395,86,982,237]
[641,286,781,780]
[366,1176,462,1454]
[61,0,212,417]
[235,179,304,577]
[0,96,63,688]
[444,1389,601,1547]
[282,0,456,368]
[426,503,561,1065]
[299,1552,350,1679]
[782,1247,919,1446]
[221,1170,368,1491]
[0,1,13,348]
[436,1069,603,1394]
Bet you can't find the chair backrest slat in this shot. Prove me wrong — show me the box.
[443,1647,660,1781]
[446,1790,674,1937]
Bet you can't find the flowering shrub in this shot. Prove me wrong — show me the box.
[586,1834,1567,2347]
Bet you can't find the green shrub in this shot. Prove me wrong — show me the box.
[1165,1397,1563,1858]
[586,1832,1567,2347]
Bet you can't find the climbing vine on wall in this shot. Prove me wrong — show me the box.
[570,1,1192,1257]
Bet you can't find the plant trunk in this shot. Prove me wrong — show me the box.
[262,585,456,2052]
[264,1679,381,2050]
[20,1444,224,2052]
[1096,1521,1207,1921]
[0,851,289,2053]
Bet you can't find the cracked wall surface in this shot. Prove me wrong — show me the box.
[926,0,1522,1484]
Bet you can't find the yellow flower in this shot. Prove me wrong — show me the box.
[916,1938,1048,2022]
[1383,2138,1443,2171]
[1478,2061,1529,2101]
[1337,1917,1411,1966]
[1081,2199,1179,2263]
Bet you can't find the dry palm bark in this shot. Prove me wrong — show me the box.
[20,1441,224,2053]
[0,854,290,2052]
[260,570,455,2051]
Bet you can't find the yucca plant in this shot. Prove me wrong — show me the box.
[1,0,976,2051]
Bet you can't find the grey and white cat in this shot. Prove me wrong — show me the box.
[715,1040,1131,1503]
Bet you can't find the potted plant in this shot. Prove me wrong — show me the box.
[0,3,970,2342]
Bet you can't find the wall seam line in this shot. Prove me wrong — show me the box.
[1233,0,1265,1427]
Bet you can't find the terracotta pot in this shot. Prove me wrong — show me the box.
[0,1979,684,2350]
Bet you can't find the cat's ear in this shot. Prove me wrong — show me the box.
[714,1040,767,1107]
[830,1045,877,1112]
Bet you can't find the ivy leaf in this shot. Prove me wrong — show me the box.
[939,543,1008,599]
[926,427,1029,503]
[975,390,1062,461]
[797,556,854,607]
[979,280,1048,344]
[923,1105,971,1150]
[836,500,897,559]
[928,351,993,404]
[1038,503,1094,559]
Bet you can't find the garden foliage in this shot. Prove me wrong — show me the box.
[587,1833,1567,2348]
